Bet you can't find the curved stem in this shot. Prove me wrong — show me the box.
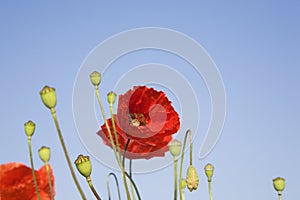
[173,156,178,200]
[45,162,54,200]
[106,173,121,200]
[123,140,141,200]
[122,139,131,168]
[27,137,40,200]
[179,129,193,200]
[86,177,102,200]
[125,172,141,200]
[51,108,86,200]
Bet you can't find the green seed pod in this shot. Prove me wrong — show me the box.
[40,86,57,109]
[186,165,199,192]
[273,177,285,193]
[89,71,101,86]
[74,154,92,178]
[204,163,214,182]
[107,91,117,105]
[38,146,51,162]
[24,120,36,137]
[168,139,182,157]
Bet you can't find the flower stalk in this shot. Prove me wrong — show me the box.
[91,72,131,200]
[273,177,285,200]
[24,120,40,200]
[40,86,86,200]
[74,155,102,200]
[169,139,182,200]
[27,137,40,200]
[204,163,214,200]
[179,129,199,200]
[38,146,54,200]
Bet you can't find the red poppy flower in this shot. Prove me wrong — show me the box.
[98,86,180,159]
[0,162,55,200]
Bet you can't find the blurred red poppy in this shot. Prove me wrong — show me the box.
[0,162,55,200]
[98,86,180,159]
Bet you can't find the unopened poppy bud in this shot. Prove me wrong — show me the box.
[24,120,36,137]
[90,71,101,86]
[186,165,199,192]
[168,139,182,157]
[40,86,57,109]
[180,179,187,190]
[273,177,285,193]
[107,91,117,105]
[204,163,214,182]
[74,154,92,178]
[38,146,51,162]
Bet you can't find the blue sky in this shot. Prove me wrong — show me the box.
[1,1,299,200]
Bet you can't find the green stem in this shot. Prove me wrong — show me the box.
[45,162,54,200]
[95,87,120,164]
[106,173,121,200]
[123,140,141,200]
[94,86,130,200]
[278,193,282,200]
[86,177,102,200]
[50,108,86,200]
[208,181,213,200]
[129,160,136,200]
[110,104,121,161]
[125,172,141,200]
[27,137,40,200]
[173,156,178,200]
[179,129,193,200]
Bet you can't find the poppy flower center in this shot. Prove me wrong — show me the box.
[129,113,146,127]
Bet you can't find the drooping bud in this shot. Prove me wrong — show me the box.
[38,146,51,162]
[24,120,36,137]
[74,154,92,178]
[186,165,199,192]
[89,71,101,86]
[107,91,117,105]
[273,177,285,194]
[168,139,182,157]
[40,86,57,109]
[204,163,214,182]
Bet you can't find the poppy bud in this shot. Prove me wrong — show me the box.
[186,165,199,192]
[107,91,117,105]
[24,120,36,137]
[39,86,57,109]
[90,71,101,86]
[38,146,51,162]
[168,139,182,157]
[180,179,187,190]
[74,154,92,178]
[273,177,285,194]
[204,163,214,182]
